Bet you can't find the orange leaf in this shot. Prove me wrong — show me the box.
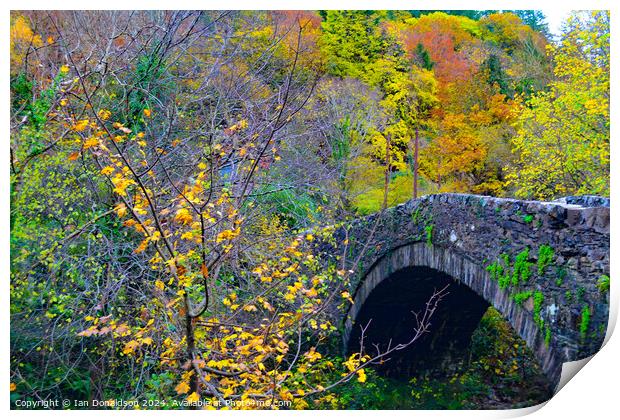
[175,381,190,395]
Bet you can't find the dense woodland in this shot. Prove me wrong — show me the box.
[10,10,609,409]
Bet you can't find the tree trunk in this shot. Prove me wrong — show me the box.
[383,133,391,210]
[185,299,199,409]
[437,155,442,190]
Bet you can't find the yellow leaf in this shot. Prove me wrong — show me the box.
[10,383,16,392]
[77,327,98,337]
[175,381,190,395]
[143,109,152,118]
[186,392,199,403]
[114,203,127,217]
[216,228,240,243]
[175,208,193,225]
[134,239,148,254]
[98,109,111,121]
[111,174,134,196]
[100,166,115,176]
[73,119,89,132]
[155,280,165,291]
[357,369,367,383]
[122,340,140,355]
[60,65,70,74]
[47,36,54,44]
[304,348,321,362]
[341,291,354,304]
[83,137,100,149]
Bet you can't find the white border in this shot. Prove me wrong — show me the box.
[3,1,618,419]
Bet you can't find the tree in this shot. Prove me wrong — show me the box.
[399,12,480,85]
[413,43,434,71]
[506,11,609,199]
[362,53,438,200]
[483,54,511,97]
[508,10,550,36]
[319,10,386,78]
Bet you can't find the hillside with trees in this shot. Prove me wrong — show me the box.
[10,10,609,409]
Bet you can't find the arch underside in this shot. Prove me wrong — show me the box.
[344,242,563,388]
[346,265,490,378]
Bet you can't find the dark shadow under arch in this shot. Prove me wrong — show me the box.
[346,266,490,378]
[343,242,562,389]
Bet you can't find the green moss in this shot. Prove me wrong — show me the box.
[565,291,572,302]
[533,291,544,330]
[597,275,610,293]
[556,266,567,279]
[522,214,534,224]
[512,248,532,286]
[537,245,554,275]
[486,255,510,289]
[513,290,533,305]
[486,249,532,290]
[580,306,591,339]
[412,208,421,224]
[576,287,586,302]
[545,326,551,347]
[425,224,433,247]
[555,267,566,286]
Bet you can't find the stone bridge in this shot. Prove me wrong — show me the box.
[315,194,610,391]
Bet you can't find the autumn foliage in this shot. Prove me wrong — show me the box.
[10,10,609,409]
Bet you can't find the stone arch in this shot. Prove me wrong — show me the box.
[343,242,563,388]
